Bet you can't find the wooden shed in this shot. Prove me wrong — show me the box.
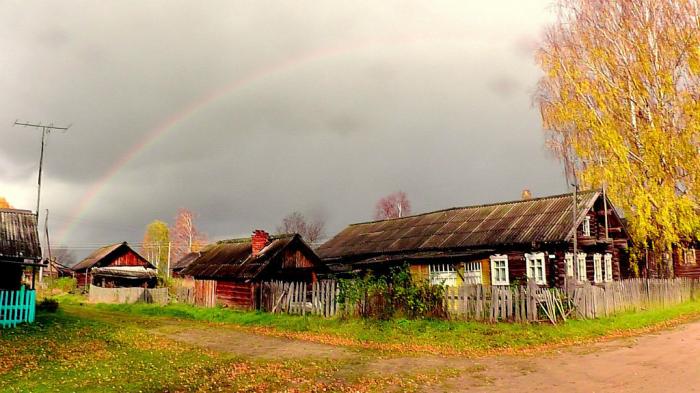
[170,251,201,278]
[0,208,43,290]
[182,230,328,309]
[72,242,158,288]
[318,190,631,288]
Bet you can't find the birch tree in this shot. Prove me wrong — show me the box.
[171,208,206,263]
[536,0,700,273]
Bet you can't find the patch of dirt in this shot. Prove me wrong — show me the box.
[431,320,700,392]
[166,327,356,360]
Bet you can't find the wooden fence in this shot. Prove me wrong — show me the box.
[0,287,36,328]
[173,279,217,308]
[565,278,700,319]
[88,285,169,305]
[259,280,338,317]
[445,278,700,323]
[444,281,568,323]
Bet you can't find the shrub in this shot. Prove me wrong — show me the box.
[337,265,447,320]
[37,298,59,313]
[43,277,78,295]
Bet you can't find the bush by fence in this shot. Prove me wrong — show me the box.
[337,267,447,319]
[259,277,700,324]
[88,285,168,305]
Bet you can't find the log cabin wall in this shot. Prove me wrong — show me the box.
[672,244,700,278]
[216,280,254,308]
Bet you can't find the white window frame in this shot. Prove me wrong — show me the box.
[577,252,588,282]
[564,253,574,277]
[684,248,697,266]
[604,253,613,282]
[463,261,482,285]
[429,264,457,286]
[593,253,603,283]
[582,216,591,237]
[490,254,509,286]
[525,252,547,285]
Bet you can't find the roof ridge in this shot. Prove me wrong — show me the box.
[349,190,600,227]
[0,208,34,214]
[216,233,296,244]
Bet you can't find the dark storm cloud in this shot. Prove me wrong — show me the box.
[0,0,563,252]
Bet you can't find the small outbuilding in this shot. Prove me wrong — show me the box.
[182,230,328,308]
[0,208,43,290]
[72,242,158,288]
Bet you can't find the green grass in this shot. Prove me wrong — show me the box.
[0,302,455,392]
[61,295,700,354]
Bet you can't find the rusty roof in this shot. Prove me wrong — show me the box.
[182,234,324,280]
[0,208,41,261]
[72,242,154,272]
[317,191,601,260]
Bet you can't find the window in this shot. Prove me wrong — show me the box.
[565,253,574,277]
[429,264,457,286]
[582,216,591,237]
[525,252,547,285]
[604,253,613,282]
[577,253,588,281]
[684,248,697,266]
[593,253,603,283]
[463,261,482,285]
[490,255,509,286]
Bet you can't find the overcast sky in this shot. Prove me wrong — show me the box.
[0,0,565,256]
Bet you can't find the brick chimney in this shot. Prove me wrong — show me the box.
[521,188,532,200]
[251,230,270,256]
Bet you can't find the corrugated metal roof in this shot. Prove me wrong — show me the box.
[0,208,41,261]
[317,191,601,260]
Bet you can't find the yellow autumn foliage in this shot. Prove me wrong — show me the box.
[536,0,700,271]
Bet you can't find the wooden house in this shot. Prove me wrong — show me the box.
[72,242,158,288]
[0,208,43,290]
[318,190,631,288]
[182,230,328,309]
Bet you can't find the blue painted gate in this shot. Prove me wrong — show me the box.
[0,287,36,328]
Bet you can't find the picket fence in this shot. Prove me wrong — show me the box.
[444,281,568,323]
[174,279,217,308]
[565,278,700,319]
[0,287,36,328]
[259,280,339,317]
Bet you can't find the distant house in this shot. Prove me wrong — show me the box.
[170,251,200,278]
[318,190,631,288]
[72,242,158,288]
[0,208,43,290]
[182,230,328,308]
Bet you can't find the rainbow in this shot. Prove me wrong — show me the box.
[55,33,463,243]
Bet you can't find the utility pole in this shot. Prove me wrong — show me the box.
[13,120,70,217]
[41,209,52,284]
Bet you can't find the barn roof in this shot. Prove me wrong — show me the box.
[182,234,321,280]
[72,242,154,272]
[0,208,41,262]
[317,190,602,261]
[171,251,201,271]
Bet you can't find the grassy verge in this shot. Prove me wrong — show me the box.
[0,308,454,393]
[62,295,700,356]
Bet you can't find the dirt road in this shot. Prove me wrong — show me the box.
[166,320,700,392]
[444,320,700,392]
